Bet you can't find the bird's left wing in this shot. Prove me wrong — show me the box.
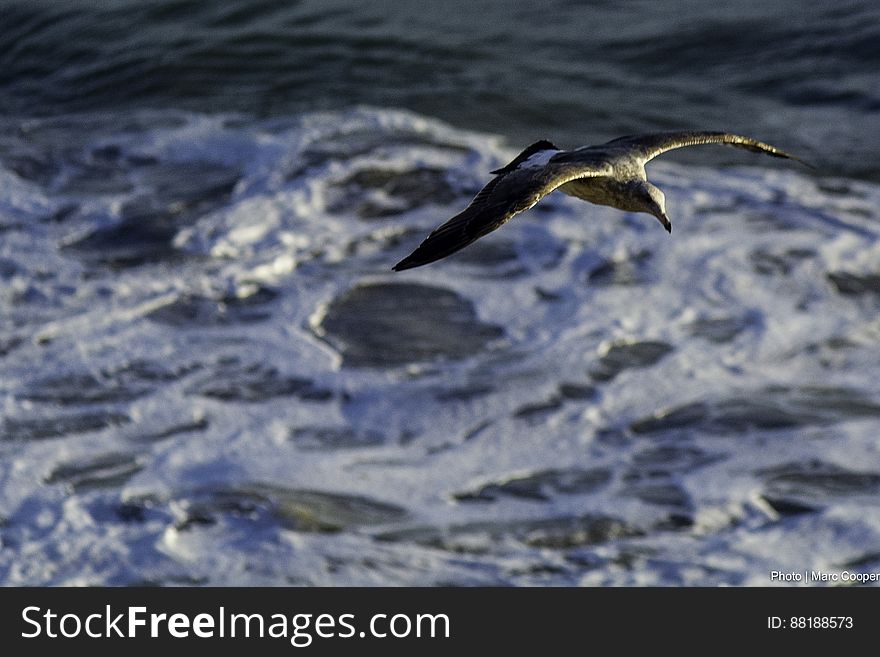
[393,159,612,271]
[606,131,811,168]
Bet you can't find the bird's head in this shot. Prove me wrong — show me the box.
[637,183,671,233]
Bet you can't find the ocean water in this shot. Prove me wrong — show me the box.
[1,1,879,586]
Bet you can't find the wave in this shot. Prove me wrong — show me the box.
[1,0,879,179]
[1,107,879,585]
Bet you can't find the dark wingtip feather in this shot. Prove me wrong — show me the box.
[773,151,816,171]
[392,242,451,271]
[737,140,815,170]
[790,154,817,170]
[392,253,442,271]
[392,242,457,271]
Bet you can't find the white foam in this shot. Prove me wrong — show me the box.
[1,108,879,585]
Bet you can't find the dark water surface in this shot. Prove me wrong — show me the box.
[2,0,878,177]
[2,0,880,586]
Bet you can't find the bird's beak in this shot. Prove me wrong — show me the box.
[655,212,672,233]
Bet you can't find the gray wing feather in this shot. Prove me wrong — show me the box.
[607,131,811,167]
[393,160,612,271]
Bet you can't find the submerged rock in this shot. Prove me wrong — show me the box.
[45,452,144,491]
[630,386,880,435]
[131,416,209,443]
[377,513,641,553]
[62,162,240,269]
[289,425,385,450]
[589,340,674,382]
[761,460,880,502]
[21,359,197,407]
[630,444,723,472]
[186,362,332,402]
[512,398,564,423]
[171,484,408,533]
[0,336,24,357]
[2,412,131,441]
[454,467,612,502]
[327,167,460,219]
[62,215,181,269]
[314,282,504,368]
[827,271,880,297]
[434,384,495,402]
[685,316,753,343]
[147,286,279,327]
[750,248,814,276]
[23,373,153,405]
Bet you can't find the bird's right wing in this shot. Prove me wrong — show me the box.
[392,159,612,271]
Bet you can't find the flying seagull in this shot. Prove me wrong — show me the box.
[392,131,810,271]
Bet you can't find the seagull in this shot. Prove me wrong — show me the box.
[392,131,810,271]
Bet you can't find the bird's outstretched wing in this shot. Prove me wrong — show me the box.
[392,158,612,271]
[606,131,812,168]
